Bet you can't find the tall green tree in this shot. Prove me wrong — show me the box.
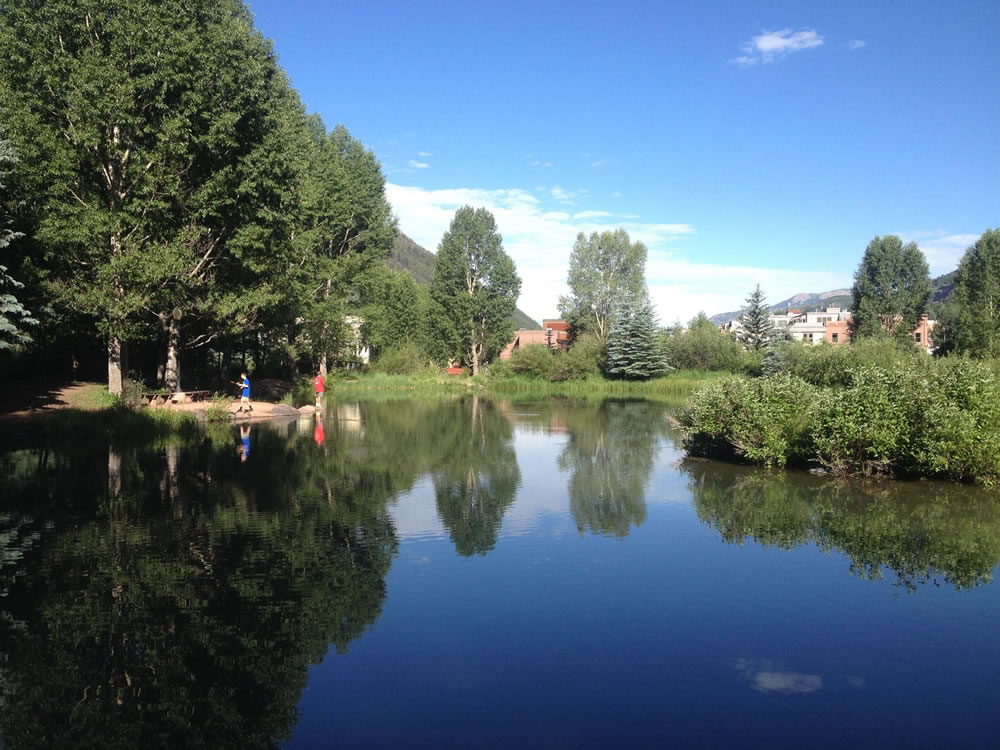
[737,284,775,352]
[604,290,666,380]
[932,229,1000,358]
[849,236,931,342]
[430,206,520,375]
[294,121,396,375]
[557,229,647,340]
[0,133,36,351]
[0,0,301,393]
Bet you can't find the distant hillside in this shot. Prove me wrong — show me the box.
[389,232,542,331]
[710,273,957,324]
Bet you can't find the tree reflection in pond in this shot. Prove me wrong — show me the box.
[431,396,521,556]
[685,461,1000,590]
[557,399,668,537]
[0,410,404,750]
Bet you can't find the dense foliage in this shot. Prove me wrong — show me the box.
[557,229,647,340]
[661,313,753,372]
[680,349,1000,484]
[850,235,932,341]
[933,229,1000,358]
[430,206,521,375]
[604,291,667,379]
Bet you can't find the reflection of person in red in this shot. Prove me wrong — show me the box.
[313,414,325,446]
[313,371,325,409]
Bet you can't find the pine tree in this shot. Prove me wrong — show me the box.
[737,284,774,352]
[604,291,667,380]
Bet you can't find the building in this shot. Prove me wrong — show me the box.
[787,307,851,344]
[500,319,570,359]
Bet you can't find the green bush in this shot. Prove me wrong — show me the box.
[371,342,431,375]
[768,337,918,387]
[507,344,555,378]
[682,358,1000,484]
[680,374,820,467]
[811,365,911,475]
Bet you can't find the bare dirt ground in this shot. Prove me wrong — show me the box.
[0,380,308,422]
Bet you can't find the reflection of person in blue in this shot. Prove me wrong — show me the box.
[239,424,251,463]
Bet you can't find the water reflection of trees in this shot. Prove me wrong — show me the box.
[430,396,521,556]
[557,400,668,537]
[0,409,412,749]
[685,461,1000,590]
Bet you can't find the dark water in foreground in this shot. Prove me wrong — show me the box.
[2,396,1000,748]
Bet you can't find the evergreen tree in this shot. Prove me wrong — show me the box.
[430,206,520,375]
[604,290,667,380]
[850,236,932,342]
[737,284,775,351]
[933,229,1000,358]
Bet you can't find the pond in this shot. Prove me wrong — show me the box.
[2,396,1000,748]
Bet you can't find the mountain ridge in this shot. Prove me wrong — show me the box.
[709,273,957,325]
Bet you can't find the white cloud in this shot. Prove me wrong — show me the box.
[530,160,553,167]
[408,160,430,169]
[611,190,624,199]
[551,185,586,204]
[590,157,616,168]
[899,230,978,275]
[418,151,432,157]
[385,182,850,325]
[847,39,867,51]
[733,28,824,65]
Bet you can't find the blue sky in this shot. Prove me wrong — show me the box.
[247,0,999,324]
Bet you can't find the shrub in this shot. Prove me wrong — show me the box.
[507,344,555,379]
[371,342,431,375]
[680,374,820,467]
[811,365,911,475]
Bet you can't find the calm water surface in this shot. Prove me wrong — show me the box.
[2,396,1000,748]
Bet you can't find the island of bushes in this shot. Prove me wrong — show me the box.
[678,339,1000,486]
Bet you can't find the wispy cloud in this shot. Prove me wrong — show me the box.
[530,159,553,167]
[733,28,824,66]
[385,181,849,324]
[550,185,586,205]
[611,190,623,199]
[899,230,977,275]
[590,157,616,168]
[418,151,432,157]
[408,160,430,169]
[847,39,867,51]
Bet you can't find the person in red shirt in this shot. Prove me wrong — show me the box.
[313,370,325,409]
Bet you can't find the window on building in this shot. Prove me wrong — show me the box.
[915,332,922,343]
[832,332,838,343]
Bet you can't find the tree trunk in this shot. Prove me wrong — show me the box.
[108,446,122,499]
[108,336,127,396]
[165,315,181,392]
